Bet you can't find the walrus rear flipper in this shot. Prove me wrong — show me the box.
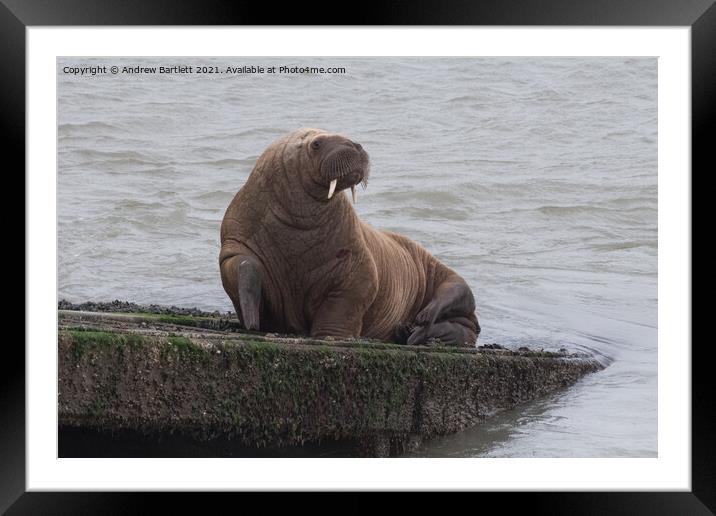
[237,257,262,331]
[406,315,479,347]
[408,275,480,347]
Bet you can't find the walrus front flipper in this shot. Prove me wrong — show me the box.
[220,253,264,331]
[237,257,262,331]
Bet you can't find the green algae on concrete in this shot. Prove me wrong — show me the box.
[119,311,244,331]
[59,309,244,332]
[57,313,605,456]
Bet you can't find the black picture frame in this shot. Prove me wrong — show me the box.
[5,0,710,513]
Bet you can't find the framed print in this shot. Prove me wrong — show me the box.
[6,0,712,512]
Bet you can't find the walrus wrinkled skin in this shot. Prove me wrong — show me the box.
[219,128,480,346]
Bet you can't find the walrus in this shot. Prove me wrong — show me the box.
[219,128,480,346]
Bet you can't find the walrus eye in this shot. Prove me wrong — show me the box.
[311,140,321,151]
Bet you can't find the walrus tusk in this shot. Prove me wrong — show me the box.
[327,179,337,199]
[351,185,357,204]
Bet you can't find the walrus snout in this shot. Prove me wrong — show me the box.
[319,140,370,202]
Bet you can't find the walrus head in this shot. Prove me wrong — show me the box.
[304,130,370,203]
[250,128,370,208]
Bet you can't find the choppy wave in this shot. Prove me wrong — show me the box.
[59,121,126,135]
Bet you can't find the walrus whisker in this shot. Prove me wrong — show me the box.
[338,157,351,177]
[324,156,351,181]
